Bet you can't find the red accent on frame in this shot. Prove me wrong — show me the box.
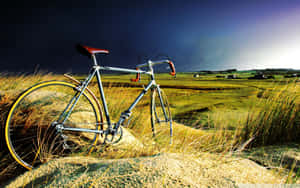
[131,68,141,82]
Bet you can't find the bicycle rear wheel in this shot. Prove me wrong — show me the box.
[150,87,172,144]
[5,81,102,170]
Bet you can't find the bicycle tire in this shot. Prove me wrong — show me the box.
[150,87,172,144]
[5,81,103,170]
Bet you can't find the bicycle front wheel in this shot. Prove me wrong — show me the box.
[151,87,172,144]
[5,81,102,170]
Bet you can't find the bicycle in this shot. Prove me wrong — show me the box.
[5,44,176,170]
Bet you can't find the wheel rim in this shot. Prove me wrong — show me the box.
[5,81,101,169]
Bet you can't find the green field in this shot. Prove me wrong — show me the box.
[96,73,300,131]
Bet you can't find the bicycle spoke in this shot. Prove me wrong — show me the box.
[12,136,38,143]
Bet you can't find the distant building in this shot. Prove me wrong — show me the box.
[193,74,200,78]
[284,74,298,78]
[227,74,237,79]
[248,74,267,79]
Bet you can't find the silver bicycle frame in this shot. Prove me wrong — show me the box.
[57,56,169,135]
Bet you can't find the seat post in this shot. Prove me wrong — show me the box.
[91,54,99,66]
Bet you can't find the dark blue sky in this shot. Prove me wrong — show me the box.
[1,0,300,73]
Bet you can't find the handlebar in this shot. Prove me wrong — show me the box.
[131,59,176,82]
[168,61,176,76]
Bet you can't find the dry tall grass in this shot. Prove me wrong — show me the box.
[0,74,299,186]
[238,81,300,148]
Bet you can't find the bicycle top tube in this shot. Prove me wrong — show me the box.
[97,60,173,73]
[99,66,150,75]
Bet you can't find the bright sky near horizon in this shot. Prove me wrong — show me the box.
[0,0,300,72]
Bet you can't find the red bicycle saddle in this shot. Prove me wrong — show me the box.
[76,44,109,56]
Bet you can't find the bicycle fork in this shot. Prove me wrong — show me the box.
[153,86,173,144]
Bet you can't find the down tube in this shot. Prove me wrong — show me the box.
[127,81,154,112]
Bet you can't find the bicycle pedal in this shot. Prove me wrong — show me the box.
[60,134,71,150]
[60,134,68,140]
[63,142,71,150]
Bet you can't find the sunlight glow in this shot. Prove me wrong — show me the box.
[264,45,300,69]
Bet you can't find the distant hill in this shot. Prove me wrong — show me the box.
[249,68,300,75]
[194,68,300,75]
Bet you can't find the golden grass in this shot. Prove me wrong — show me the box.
[238,81,300,147]
[0,73,299,186]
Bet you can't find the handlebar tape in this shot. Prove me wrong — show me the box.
[168,61,176,76]
[131,68,141,82]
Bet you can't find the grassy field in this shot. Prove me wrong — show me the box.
[0,72,299,186]
[99,73,299,131]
